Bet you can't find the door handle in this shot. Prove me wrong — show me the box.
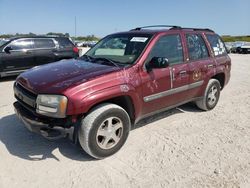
[207,64,214,68]
[179,70,187,76]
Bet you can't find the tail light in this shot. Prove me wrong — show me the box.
[73,47,79,54]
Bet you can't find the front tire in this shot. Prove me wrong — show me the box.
[195,79,221,111]
[78,103,131,159]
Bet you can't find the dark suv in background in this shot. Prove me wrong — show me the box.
[0,36,79,78]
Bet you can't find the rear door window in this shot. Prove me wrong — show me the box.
[186,34,209,61]
[206,34,227,56]
[34,38,55,49]
[8,39,34,50]
[149,34,184,65]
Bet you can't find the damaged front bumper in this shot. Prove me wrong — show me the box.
[13,101,74,140]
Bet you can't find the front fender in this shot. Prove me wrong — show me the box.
[66,84,141,117]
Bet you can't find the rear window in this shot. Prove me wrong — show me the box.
[34,38,55,49]
[55,38,74,48]
[206,34,227,56]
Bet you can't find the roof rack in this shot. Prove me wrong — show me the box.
[130,25,214,33]
[171,27,214,32]
[130,25,181,31]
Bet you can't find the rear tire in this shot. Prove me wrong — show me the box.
[78,103,131,159]
[195,79,221,111]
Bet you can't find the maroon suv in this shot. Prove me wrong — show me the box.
[13,25,231,159]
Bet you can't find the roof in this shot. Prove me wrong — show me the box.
[8,35,68,41]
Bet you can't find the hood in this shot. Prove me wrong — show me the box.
[16,59,121,94]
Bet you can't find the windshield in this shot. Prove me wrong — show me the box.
[84,34,152,65]
[0,39,9,47]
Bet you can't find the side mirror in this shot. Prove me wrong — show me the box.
[146,57,169,71]
[4,46,12,54]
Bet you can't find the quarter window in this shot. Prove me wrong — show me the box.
[55,38,74,48]
[8,39,33,50]
[186,34,209,61]
[34,39,55,49]
[149,34,184,65]
[206,34,227,56]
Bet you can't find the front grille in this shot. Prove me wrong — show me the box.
[14,82,37,110]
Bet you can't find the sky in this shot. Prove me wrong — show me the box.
[0,0,250,37]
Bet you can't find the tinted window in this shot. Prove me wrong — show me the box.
[8,39,33,50]
[186,34,209,61]
[55,38,74,48]
[34,39,55,49]
[206,34,227,56]
[149,34,183,65]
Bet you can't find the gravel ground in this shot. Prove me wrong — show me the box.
[0,54,250,188]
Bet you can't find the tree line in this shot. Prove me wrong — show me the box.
[221,35,250,42]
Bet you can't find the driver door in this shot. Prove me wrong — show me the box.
[1,39,35,71]
[140,34,189,115]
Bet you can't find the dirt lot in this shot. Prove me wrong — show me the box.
[0,54,250,188]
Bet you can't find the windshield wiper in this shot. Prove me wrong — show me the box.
[80,54,94,62]
[93,57,120,68]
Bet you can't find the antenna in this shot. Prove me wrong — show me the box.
[74,16,77,39]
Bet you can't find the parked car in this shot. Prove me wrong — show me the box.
[0,36,79,78]
[230,41,246,53]
[13,25,231,159]
[240,43,250,54]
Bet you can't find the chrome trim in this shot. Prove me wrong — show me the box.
[207,64,214,68]
[179,70,187,75]
[143,80,204,102]
[2,38,57,53]
[170,68,173,89]
[172,68,175,81]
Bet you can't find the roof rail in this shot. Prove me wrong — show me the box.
[170,27,214,32]
[130,25,181,31]
[130,25,214,33]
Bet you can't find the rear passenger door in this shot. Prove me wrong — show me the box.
[33,38,57,66]
[185,33,215,97]
[165,34,190,104]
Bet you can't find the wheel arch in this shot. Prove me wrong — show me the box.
[88,95,136,125]
[212,72,225,89]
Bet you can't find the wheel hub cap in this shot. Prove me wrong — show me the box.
[96,117,123,150]
[208,85,218,106]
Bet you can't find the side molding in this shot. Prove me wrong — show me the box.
[143,80,204,102]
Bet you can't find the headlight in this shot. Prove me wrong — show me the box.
[36,95,68,118]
